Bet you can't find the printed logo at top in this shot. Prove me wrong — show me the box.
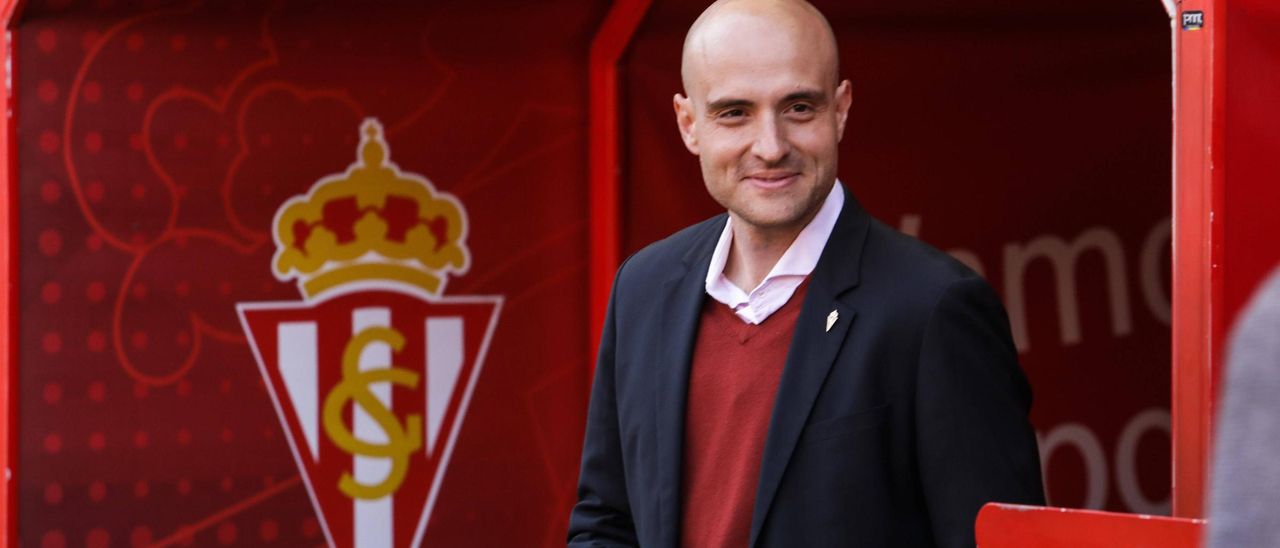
[1181,11,1204,31]
[237,119,502,548]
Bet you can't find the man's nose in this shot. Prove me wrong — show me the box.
[750,114,790,164]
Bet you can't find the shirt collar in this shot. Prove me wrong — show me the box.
[705,181,845,299]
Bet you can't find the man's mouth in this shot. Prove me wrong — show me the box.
[743,172,800,189]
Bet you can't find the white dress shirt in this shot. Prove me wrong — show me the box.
[704,182,844,325]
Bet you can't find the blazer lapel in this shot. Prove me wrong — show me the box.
[749,188,871,547]
[653,217,722,548]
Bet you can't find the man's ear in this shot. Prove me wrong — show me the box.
[673,93,700,155]
[834,79,852,142]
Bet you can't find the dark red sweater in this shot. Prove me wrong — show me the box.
[680,281,809,548]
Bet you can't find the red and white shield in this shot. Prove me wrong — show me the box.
[238,288,501,548]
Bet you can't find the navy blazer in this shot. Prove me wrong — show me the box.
[568,186,1044,547]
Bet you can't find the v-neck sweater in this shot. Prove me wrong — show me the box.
[680,279,810,548]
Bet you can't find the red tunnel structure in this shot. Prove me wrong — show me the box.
[0,0,1277,545]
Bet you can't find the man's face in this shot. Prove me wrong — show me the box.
[675,13,851,236]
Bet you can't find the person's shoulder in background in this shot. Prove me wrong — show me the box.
[1207,266,1280,548]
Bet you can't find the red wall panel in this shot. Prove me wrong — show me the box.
[1223,0,1280,333]
[11,1,607,546]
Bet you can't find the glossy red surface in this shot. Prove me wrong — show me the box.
[976,503,1204,547]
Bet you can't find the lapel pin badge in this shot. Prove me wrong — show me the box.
[826,309,839,332]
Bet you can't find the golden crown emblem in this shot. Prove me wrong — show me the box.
[272,118,469,298]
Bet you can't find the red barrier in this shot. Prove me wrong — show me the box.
[976,503,1204,548]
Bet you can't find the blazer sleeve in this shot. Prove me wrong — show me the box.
[567,262,639,547]
[914,276,1045,548]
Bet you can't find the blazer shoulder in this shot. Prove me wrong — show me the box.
[870,219,977,277]
[615,214,726,290]
[857,218,991,309]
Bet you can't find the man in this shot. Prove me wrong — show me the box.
[568,0,1044,546]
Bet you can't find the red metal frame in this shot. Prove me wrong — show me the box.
[587,0,651,366]
[1,1,21,543]
[976,504,1205,547]
[1171,0,1226,519]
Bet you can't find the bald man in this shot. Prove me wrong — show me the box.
[568,1,1044,547]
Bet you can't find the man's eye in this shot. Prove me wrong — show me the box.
[790,103,814,113]
[719,109,745,119]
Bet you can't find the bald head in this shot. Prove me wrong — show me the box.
[671,0,851,241]
[681,0,840,100]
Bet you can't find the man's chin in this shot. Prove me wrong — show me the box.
[730,208,812,235]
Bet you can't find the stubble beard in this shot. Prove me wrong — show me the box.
[710,173,832,241]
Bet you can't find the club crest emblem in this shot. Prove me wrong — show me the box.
[238,119,502,548]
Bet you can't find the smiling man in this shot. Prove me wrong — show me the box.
[567,1,1044,547]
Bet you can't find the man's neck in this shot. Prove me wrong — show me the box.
[722,219,804,293]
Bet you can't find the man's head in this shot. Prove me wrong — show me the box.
[675,0,851,239]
